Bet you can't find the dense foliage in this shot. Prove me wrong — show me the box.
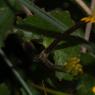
[0,0,95,95]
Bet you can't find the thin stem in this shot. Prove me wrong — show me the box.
[81,23,92,53]
[75,0,91,15]
[30,82,69,95]
[81,0,95,53]
[0,49,33,95]
[42,21,85,54]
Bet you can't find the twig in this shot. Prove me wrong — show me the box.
[75,0,92,15]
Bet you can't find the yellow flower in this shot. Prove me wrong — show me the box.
[64,57,83,76]
[80,16,95,23]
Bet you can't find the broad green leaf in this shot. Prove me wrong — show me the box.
[54,45,80,81]
[19,15,60,33]
[18,10,75,33]
[50,10,74,28]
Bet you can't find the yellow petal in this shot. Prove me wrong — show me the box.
[90,17,95,23]
[81,17,88,21]
[81,16,95,23]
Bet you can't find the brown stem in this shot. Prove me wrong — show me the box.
[42,21,85,54]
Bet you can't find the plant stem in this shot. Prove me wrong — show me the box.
[75,0,91,15]
[0,49,33,95]
[42,21,85,54]
[30,82,69,95]
[81,0,95,53]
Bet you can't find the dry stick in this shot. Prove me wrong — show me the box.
[81,0,95,53]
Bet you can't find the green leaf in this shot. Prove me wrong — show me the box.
[50,10,74,28]
[54,45,80,80]
[54,46,80,65]
[43,37,53,48]
[55,72,74,81]
[18,10,74,33]
[80,53,95,65]
[18,15,60,33]
[0,7,14,47]
[17,0,68,31]
[4,0,22,12]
